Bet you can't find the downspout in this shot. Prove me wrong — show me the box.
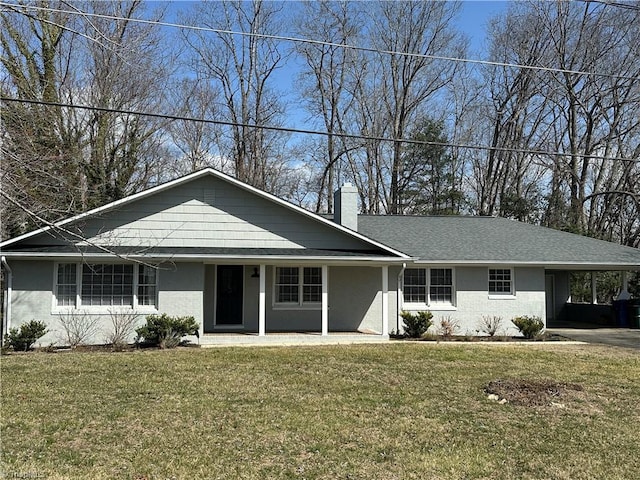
[397,263,406,333]
[1,256,12,345]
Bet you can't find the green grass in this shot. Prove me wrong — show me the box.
[1,343,639,479]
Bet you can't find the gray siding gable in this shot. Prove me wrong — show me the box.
[15,174,377,251]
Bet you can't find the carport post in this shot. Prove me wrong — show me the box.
[617,271,631,300]
[591,271,598,305]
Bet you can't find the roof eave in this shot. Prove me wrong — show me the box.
[411,259,640,269]
[0,251,409,263]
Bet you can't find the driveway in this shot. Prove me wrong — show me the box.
[547,326,640,350]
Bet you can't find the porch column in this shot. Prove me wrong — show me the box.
[382,265,389,336]
[258,264,266,336]
[591,271,598,305]
[321,265,328,336]
[322,265,329,336]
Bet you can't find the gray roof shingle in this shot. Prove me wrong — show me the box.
[358,215,640,267]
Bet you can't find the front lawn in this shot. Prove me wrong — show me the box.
[1,344,639,479]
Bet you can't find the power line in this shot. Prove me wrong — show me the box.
[1,1,638,82]
[2,96,638,164]
[579,0,640,11]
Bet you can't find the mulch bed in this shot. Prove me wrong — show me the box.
[485,378,585,407]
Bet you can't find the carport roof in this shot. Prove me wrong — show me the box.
[358,215,640,268]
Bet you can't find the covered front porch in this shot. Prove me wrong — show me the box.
[201,262,397,338]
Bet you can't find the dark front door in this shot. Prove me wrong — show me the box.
[216,265,244,325]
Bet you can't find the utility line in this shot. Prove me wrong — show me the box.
[579,0,640,11]
[2,96,638,163]
[1,1,638,81]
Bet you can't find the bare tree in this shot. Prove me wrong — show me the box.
[1,2,82,238]
[180,0,289,192]
[294,0,362,213]
[369,1,463,214]
[166,77,225,177]
[1,1,174,239]
[473,5,551,221]
[466,0,640,244]
[535,1,640,236]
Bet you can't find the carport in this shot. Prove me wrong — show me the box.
[546,268,640,329]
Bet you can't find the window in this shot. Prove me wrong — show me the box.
[55,263,157,309]
[276,267,299,303]
[489,268,513,295]
[404,269,427,303]
[82,264,133,306]
[56,263,77,306]
[403,268,454,306]
[430,268,453,304]
[138,265,157,306]
[275,266,322,306]
[303,267,322,302]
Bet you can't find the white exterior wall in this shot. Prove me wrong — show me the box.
[9,261,54,344]
[401,266,546,336]
[157,262,204,342]
[329,265,398,333]
[8,259,546,344]
[7,260,204,346]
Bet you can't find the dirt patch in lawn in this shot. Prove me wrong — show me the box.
[485,378,585,408]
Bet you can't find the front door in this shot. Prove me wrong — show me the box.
[216,265,244,325]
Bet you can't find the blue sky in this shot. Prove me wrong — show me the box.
[459,1,508,53]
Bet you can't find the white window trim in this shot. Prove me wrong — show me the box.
[402,267,456,310]
[272,266,322,310]
[52,262,159,314]
[488,267,516,299]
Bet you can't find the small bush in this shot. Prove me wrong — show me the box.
[4,320,48,351]
[400,310,433,338]
[135,314,199,348]
[479,315,504,337]
[105,310,139,348]
[58,311,101,348]
[512,316,544,339]
[437,316,459,339]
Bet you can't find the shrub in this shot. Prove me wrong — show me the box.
[135,314,199,348]
[437,316,459,339]
[58,311,101,348]
[400,310,433,338]
[105,310,140,348]
[512,316,544,339]
[4,320,48,351]
[479,315,504,337]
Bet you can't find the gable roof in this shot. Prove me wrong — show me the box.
[0,169,409,260]
[358,215,640,269]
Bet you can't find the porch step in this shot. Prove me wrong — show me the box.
[198,333,389,347]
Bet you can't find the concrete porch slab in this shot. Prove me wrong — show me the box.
[198,332,389,347]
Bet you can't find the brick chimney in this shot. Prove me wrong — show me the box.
[333,183,358,231]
